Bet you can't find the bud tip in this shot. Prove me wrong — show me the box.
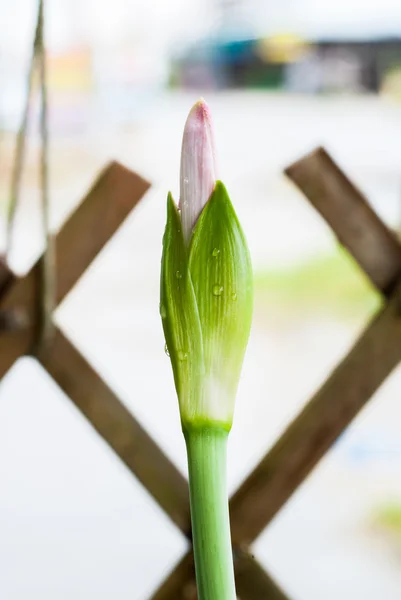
[180,98,217,245]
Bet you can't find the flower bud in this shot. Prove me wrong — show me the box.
[161,100,253,431]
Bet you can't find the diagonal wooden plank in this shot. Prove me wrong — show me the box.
[0,261,19,330]
[148,552,196,600]
[229,282,401,544]
[234,549,291,600]
[0,258,13,294]
[148,549,291,600]
[37,326,191,534]
[285,147,401,295]
[0,162,150,379]
[55,161,150,305]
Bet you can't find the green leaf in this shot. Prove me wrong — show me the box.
[160,193,204,422]
[188,181,253,427]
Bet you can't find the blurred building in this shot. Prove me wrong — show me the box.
[171,34,401,95]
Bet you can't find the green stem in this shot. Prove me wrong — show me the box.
[184,425,236,600]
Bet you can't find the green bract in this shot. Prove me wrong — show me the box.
[160,181,253,431]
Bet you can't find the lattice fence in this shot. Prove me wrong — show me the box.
[2,148,400,599]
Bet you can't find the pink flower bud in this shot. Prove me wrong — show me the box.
[179,98,217,245]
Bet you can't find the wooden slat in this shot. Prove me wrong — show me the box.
[0,258,13,295]
[148,552,195,600]
[230,283,401,544]
[37,327,191,534]
[235,550,291,600]
[0,261,18,329]
[285,147,401,295]
[0,162,150,379]
[55,161,150,304]
[148,549,290,600]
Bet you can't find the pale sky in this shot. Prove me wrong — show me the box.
[2,0,401,56]
[1,0,212,52]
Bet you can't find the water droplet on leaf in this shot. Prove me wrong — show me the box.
[164,344,170,356]
[176,270,182,279]
[213,285,223,296]
[178,350,188,361]
[231,292,237,301]
[212,248,220,257]
[159,303,167,318]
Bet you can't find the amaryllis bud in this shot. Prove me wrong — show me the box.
[160,99,253,431]
[160,99,251,600]
[179,98,217,246]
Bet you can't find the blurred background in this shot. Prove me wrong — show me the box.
[1,0,401,598]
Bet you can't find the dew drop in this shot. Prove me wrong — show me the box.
[212,248,220,257]
[231,292,237,301]
[176,270,182,279]
[164,344,170,357]
[159,303,167,318]
[178,350,188,361]
[183,177,189,184]
[213,284,224,296]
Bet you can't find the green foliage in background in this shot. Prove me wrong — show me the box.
[374,503,401,537]
[254,246,382,320]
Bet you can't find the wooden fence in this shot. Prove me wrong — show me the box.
[1,148,400,599]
